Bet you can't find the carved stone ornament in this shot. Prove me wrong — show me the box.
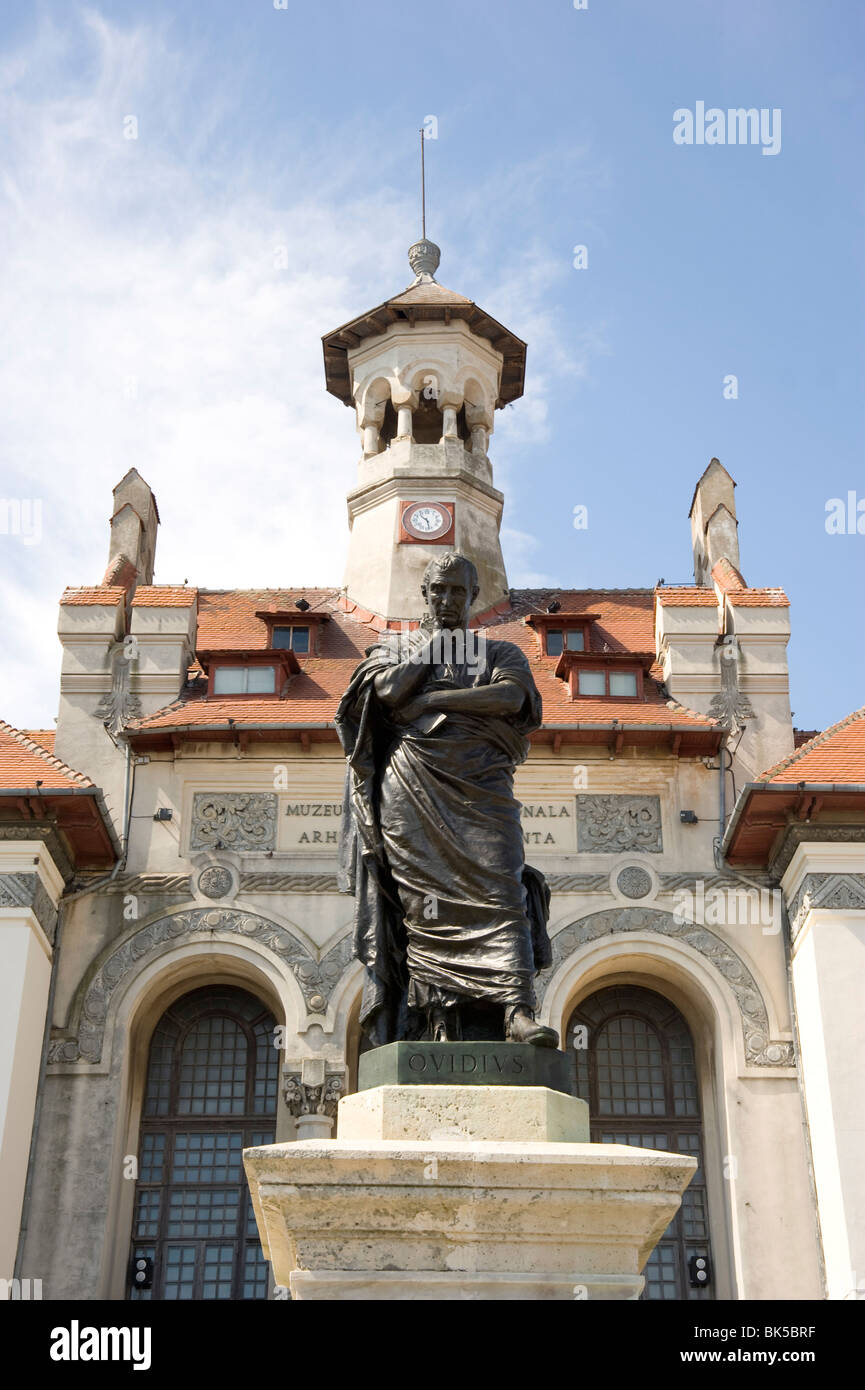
[576,795,663,854]
[190,793,277,852]
[105,873,192,895]
[239,873,339,893]
[407,238,441,282]
[47,907,355,1065]
[787,872,865,941]
[197,865,234,900]
[543,873,612,893]
[0,871,58,943]
[0,823,74,881]
[536,905,794,1067]
[616,866,653,900]
[95,640,142,736]
[707,636,755,732]
[283,1072,344,1119]
[771,824,865,878]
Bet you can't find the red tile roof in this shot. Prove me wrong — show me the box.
[128,588,720,739]
[196,590,335,650]
[710,557,746,592]
[759,707,865,784]
[131,586,198,607]
[0,722,92,790]
[726,589,789,607]
[23,730,56,754]
[793,728,821,749]
[656,587,719,607]
[60,587,125,606]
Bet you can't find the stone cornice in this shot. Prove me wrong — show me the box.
[786,871,865,942]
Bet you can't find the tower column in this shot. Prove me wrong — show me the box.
[470,425,488,457]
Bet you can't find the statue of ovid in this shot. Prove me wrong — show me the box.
[336,552,558,1049]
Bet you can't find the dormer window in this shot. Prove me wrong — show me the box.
[576,668,639,698]
[213,666,276,695]
[546,627,585,657]
[272,625,309,654]
[525,612,600,658]
[554,650,649,701]
[255,609,327,654]
[199,647,300,698]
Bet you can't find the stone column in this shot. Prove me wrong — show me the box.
[783,842,865,1299]
[470,424,488,457]
[441,407,458,441]
[396,405,413,441]
[283,1062,345,1141]
[0,842,63,1278]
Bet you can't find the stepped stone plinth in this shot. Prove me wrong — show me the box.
[244,1049,696,1301]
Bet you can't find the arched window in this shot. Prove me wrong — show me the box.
[567,984,713,1301]
[129,986,279,1300]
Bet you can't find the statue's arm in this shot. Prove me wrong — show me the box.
[373,657,429,710]
[403,679,524,718]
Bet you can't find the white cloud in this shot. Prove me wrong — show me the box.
[0,9,604,730]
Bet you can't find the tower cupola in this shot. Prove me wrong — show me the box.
[322,243,527,620]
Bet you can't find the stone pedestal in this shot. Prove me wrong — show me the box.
[244,1084,696,1301]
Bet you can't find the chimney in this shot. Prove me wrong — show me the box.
[105,468,159,590]
[689,459,740,587]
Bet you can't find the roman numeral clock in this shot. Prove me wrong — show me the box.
[399,501,455,545]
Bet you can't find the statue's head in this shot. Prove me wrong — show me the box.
[420,552,479,630]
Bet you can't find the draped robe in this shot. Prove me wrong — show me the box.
[335,627,552,1037]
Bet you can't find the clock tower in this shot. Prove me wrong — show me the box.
[322,239,527,621]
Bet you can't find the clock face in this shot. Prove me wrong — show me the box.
[401,501,453,542]
[411,505,444,533]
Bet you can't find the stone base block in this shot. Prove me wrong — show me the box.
[290,1270,642,1300]
[358,1041,575,1096]
[338,1084,589,1143]
[244,1089,697,1301]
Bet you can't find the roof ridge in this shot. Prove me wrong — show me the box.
[0,720,93,786]
[515,587,654,596]
[759,705,865,781]
[658,694,720,729]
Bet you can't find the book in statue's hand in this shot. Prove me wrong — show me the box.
[411,709,447,734]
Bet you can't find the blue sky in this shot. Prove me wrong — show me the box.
[0,0,862,731]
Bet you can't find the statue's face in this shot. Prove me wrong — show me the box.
[423,562,477,630]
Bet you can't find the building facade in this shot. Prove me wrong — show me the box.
[3,241,863,1302]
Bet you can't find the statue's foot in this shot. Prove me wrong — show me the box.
[505,1006,559,1048]
[429,1005,462,1043]
[365,1007,393,1048]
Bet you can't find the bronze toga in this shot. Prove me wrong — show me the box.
[336,627,551,1041]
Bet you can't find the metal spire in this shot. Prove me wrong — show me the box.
[407,126,441,285]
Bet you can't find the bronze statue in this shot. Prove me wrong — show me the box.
[336,552,557,1049]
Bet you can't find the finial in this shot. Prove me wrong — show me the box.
[407,239,441,284]
[408,126,441,284]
